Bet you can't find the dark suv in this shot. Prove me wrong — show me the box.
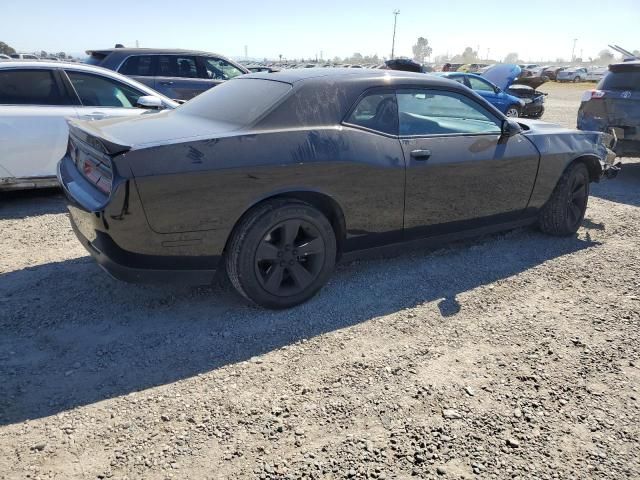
[578,61,640,157]
[85,48,249,101]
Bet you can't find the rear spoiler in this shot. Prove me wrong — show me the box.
[68,121,130,156]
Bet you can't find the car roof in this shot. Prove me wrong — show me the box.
[0,60,125,72]
[242,67,463,89]
[86,48,227,57]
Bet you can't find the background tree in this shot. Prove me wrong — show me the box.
[504,52,519,64]
[56,52,67,59]
[452,47,478,63]
[0,41,16,55]
[597,49,614,63]
[412,37,432,64]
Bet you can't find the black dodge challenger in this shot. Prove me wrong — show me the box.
[58,69,619,308]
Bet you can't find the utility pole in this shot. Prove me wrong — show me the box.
[391,10,400,59]
[244,45,248,60]
[571,38,577,62]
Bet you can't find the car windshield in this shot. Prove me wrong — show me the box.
[599,71,640,91]
[176,78,292,126]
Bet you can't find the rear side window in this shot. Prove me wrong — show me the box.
[345,92,398,135]
[66,71,144,108]
[119,56,155,76]
[157,56,199,78]
[468,76,495,92]
[176,78,291,126]
[0,69,68,105]
[599,71,640,91]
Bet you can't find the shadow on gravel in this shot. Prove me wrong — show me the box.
[0,229,598,425]
[591,161,640,208]
[0,188,66,220]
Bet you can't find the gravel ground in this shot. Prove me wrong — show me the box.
[1,82,639,480]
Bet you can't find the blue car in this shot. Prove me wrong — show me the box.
[434,71,525,117]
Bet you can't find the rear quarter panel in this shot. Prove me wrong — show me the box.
[128,127,406,253]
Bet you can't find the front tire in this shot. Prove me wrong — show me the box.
[538,163,590,236]
[506,105,521,118]
[225,199,337,309]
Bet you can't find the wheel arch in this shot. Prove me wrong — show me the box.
[566,154,603,182]
[223,189,347,259]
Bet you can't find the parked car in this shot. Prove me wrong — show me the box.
[58,69,619,308]
[541,66,564,81]
[578,61,640,157]
[0,61,177,191]
[85,48,249,100]
[9,53,40,60]
[0,54,10,60]
[586,66,608,82]
[557,67,588,82]
[434,71,525,117]
[481,64,546,118]
[247,66,280,73]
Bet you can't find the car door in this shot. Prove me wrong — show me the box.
[396,88,540,237]
[63,70,154,121]
[0,67,78,179]
[154,55,207,100]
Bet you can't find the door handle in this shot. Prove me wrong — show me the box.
[159,81,175,86]
[410,149,432,160]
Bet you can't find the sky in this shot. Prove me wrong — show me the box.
[2,0,639,62]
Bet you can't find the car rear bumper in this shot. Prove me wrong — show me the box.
[58,155,219,285]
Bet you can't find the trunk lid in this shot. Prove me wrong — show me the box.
[68,110,241,151]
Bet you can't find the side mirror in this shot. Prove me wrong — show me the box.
[501,118,521,138]
[136,95,164,110]
[495,86,502,93]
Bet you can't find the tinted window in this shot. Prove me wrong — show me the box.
[203,57,244,80]
[157,56,199,78]
[345,92,397,135]
[599,71,640,91]
[0,69,68,105]
[67,71,144,108]
[176,78,291,126]
[397,90,501,136]
[119,55,155,76]
[468,76,495,92]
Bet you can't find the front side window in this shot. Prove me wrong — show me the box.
[66,71,144,108]
[157,55,199,78]
[0,69,67,105]
[119,55,155,76]
[467,76,495,92]
[345,92,397,135]
[203,57,244,80]
[397,89,501,136]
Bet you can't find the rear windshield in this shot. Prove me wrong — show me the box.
[599,71,640,91]
[176,78,292,126]
[85,53,107,66]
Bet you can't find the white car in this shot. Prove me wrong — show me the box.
[586,66,608,82]
[0,61,177,190]
[0,54,10,60]
[9,53,40,60]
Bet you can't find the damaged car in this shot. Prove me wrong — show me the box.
[482,64,547,118]
[578,60,640,157]
[58,69,619,309]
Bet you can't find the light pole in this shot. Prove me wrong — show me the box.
[571,38,577,62]
[391,10,400,59]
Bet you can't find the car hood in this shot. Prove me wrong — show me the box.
[517,119,614,155]
[481,63,522,90]
[68,110,242,152]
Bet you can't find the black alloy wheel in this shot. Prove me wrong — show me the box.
[225,199,337,309]
[254,219,325,297]
[539,162,590,236]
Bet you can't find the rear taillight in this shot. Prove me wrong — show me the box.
[582,90,606,101]
[70,135,113,194]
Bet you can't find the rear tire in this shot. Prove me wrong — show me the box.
[538,163,590,236]
[225,199,337,309]
[573,76,580,83]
